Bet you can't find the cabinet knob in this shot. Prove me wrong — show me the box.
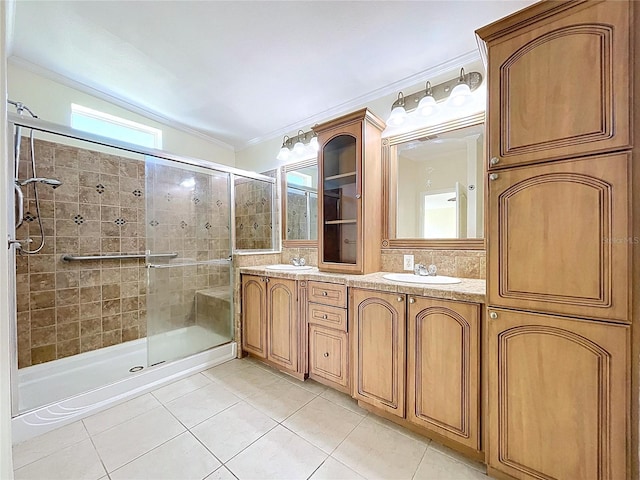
[323,352,329,357]
[489,173,499,181]
[265,278,270,283]
[397,296,403,302]
[409,298,415,304]
[322,291,328,296]
[490,156,500,166]
[489,311,498,319]
[355,194,361,199]
[322,314,328,319]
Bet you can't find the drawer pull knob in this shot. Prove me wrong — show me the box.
[489,173,499,181]
[322,314,328,319]
[323,352,329,357]
[490,156,500,165]
[489,311,498,319]
[322,291,328,296]
[409,298,415,304]
[397,296,403,302]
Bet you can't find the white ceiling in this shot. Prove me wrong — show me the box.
[9,1,535,150]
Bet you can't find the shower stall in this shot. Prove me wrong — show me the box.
[6,112,277,441]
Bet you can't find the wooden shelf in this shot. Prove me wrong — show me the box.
[324,172,357,188]
[325,219,357,225]
[325,171,356,181]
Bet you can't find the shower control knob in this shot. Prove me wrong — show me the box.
[490,156,500,165]
[489,173,499,181]
[489,311,498,319]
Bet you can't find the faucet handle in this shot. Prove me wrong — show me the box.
[427,264,437,276]
[299,258,306,266]
[291,257,300,266]
[414,263,426,275]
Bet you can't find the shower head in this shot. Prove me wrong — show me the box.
[19,177,63,189]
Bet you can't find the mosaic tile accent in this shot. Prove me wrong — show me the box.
[204,222,212,230]
[149,220,159,227]
[96,184,105,194]
[114,218,126,226]
[180,221,188,229]
[24,212,36,222]
[133,189,142,197]
[73,215,84,225]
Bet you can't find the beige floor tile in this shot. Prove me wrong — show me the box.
[283,396,364,454]
[12,421,89,470]
[428,441,487,473]
[310,457,366,480]
[287,377,328,395]
[226,425,327,480]
[332,417,428,480]
[413,448,488,480]
[14,438,105,480]
[192,401,277,463]
[202,359,252,382]
[245,378,316,422]
[92,406,185,472]
[164,382,240,428]
[213,364,281,399]
[83,393,161,435]
[367,411,433,444]
[320,388,368,416]
[205,466,238,480]
[151,373,212,404]
[110,432,220,480]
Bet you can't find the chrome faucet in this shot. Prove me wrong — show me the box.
[414,263,437,276]
[291,257,306,267]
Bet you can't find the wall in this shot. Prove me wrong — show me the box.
[14,137,231,367]
[7,63,236,166]
[1,0,15,474]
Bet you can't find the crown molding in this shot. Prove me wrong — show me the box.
[8,56,235,151]
[240,49,481,151]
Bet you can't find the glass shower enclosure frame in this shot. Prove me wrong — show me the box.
[6,113,276,416]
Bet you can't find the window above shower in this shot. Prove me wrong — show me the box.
[70,104,163,149]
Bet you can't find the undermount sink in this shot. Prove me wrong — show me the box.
[383,273,462,285]
[265,264,316,272]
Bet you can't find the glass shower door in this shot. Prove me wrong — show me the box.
[145,156,232,366]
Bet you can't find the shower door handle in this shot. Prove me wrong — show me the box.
[14,183,24,230]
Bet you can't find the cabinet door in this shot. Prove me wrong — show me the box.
[486,1,630,168]
[488,308,628,480]
[308,324,349,389]
[407,297,480,450]
[488,153,630,322]
[351,288,405,417]
[266,277,298,371]
[241,275,267,358]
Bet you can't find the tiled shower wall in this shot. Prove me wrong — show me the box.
[15,139,231,368]
[286,189,318,241]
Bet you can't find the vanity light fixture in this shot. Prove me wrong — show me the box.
[277,135,291,162]
[387,92,407,126]
[387,68,483,122]
[448,68,472,107]
[417,81,437,117]
[276,129,318,162]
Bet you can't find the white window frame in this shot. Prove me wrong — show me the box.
[70,103,163,149]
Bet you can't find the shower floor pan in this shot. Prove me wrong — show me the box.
[14,325,234,443]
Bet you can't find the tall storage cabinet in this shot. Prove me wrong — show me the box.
[477,1,636,479]
[314,109,385,274]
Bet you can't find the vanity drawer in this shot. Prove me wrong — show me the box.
[308,324,349,390]
[308,303,347,331]
[308,281,347,308]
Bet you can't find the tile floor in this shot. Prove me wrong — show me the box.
[12,358,489,480]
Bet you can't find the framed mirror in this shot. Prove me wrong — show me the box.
[382,112,485,249]
[280,158,318,247]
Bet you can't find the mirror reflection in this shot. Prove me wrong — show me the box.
[393,123,484,239]
[284,161,318,241]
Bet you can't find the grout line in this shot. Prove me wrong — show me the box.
[82,420,110,479]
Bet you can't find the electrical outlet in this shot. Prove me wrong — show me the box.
[403,254,414,271]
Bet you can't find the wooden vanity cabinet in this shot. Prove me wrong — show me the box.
[241,274,300,375]
[487,308,629,480]
[350,288,406,418]
[482,0,630,170]
[307,281,349,392]
[407,297,481,451]
[314,109,385,274]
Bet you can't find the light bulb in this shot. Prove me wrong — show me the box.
[277,146,291,161]
[449,83,471,107]
[180,177,195,188]
[387,105,407,126]
[309,136,319,152]
[293,140,305,155]
[417,95,437,117]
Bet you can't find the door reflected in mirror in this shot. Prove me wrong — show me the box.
[282,160,318,242]
[393,122,484,240]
